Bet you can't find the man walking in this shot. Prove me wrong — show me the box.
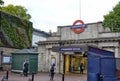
[49,63,56,81]
[80,63,84,74]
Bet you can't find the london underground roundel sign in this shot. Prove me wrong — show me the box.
[71,20,86,34]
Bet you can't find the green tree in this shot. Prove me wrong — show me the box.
[0,0,4,9]
[2,4,31,21]
[103,2,120,32]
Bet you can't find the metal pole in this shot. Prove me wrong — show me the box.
[79,0,81,19]
[6,70,8,79]
[62,74,64,81]
[62,54,65,81]
[32,73,34,81]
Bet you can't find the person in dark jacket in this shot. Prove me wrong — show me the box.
[23,60,29,76]
[49,63,56,81]
[80,63,84,74]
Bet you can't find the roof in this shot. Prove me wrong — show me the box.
[12,49,38,54]
[33,28,50,36]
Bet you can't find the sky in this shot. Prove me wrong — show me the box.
[3,0,120,32]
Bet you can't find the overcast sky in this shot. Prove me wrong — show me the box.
[3,0,120,32]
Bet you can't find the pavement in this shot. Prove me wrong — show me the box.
[0,71,87,81]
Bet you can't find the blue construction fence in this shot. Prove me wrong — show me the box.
[87,46,120,81]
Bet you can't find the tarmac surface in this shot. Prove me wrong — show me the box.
[0,71,87,81]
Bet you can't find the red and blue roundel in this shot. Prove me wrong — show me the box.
[71,20,87,34]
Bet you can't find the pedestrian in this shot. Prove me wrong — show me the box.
[49,63,56,81]
[23,60,29,76]
[80,63,84,74]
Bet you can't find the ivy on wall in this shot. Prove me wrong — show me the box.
[0,40,3,45]
[0,11,33,48]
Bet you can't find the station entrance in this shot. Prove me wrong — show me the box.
[65,54,87,74]
[52,45,88,74]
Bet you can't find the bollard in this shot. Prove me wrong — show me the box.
[32,73,34,81]
[62,74,64,81]
[28,73,34,81]
[6,71,8,79]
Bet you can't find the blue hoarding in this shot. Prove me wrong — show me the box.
[88,46,114,56]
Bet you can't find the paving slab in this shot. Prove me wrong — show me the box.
[0,71,87,81]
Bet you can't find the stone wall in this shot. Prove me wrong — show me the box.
[59,22,102,40]
[0,47,18,71]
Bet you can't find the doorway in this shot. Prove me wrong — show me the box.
[65,54,87,74]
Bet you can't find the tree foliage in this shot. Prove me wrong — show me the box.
[103,2,120,32]
[1,4,31,21]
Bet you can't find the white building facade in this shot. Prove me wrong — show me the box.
[37,22,120,74]
[32,28,50,47]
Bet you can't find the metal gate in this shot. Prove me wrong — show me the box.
[101,57,116,81]
[87,54,100,81]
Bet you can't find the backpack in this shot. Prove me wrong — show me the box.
[50,66,54,73]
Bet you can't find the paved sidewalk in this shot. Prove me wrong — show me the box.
[0,71,87,81]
